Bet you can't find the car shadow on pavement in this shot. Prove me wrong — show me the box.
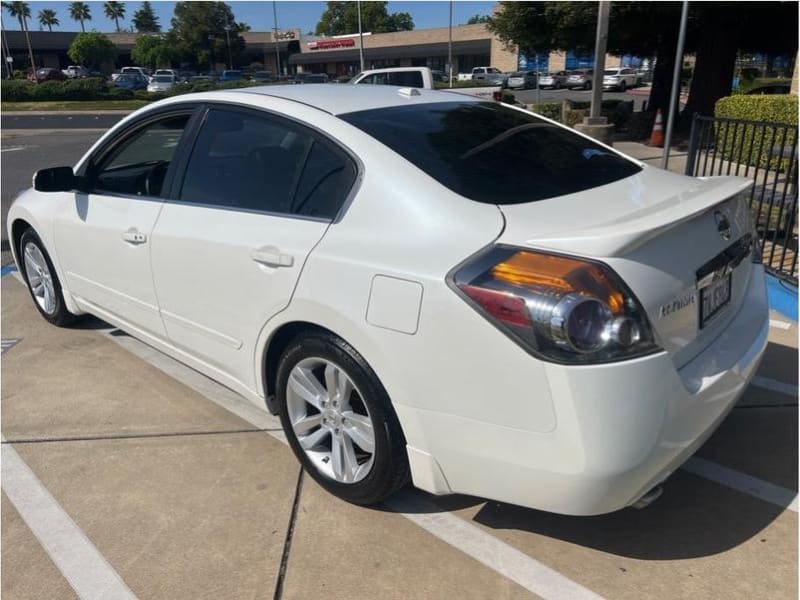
[468,467,789,560]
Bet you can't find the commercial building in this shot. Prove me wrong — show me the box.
[3,24,637,77]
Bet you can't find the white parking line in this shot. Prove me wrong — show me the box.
[683,457,798,513]
[101,329,604,600]
[769,319,792,330]
[1,440,138,599]
[751,375,798,397]
[0,146,26,152]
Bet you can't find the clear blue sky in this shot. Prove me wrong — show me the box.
[10,1,497,33]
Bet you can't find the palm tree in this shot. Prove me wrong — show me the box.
[103,1,124,32]
[37,8,59,32]
[2,2,35,73]
[68,1,90,32]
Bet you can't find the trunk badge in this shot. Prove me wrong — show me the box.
[714,211,732,240]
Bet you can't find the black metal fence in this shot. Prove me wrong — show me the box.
[686,114,798,284]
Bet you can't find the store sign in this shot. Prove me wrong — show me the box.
[308,38,356,50]
[276,31,296,40]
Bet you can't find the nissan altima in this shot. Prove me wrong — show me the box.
[7,85,768,515]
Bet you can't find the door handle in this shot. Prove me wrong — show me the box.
[251,246,294,268]
[121,229,147,245]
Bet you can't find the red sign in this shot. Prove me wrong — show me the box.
[308,38,356,50]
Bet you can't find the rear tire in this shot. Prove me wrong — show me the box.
[619,80,627,92]
[276,331,410,505]
[19,228,76,327]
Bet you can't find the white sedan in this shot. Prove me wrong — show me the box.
[8,86,768,515]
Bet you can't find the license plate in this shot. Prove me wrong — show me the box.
[699,274,731,328]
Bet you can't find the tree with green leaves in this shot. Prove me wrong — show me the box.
[315,1,414,36]
[68,1,91,32]
[68,31,117,69]
[103,1,125,32]
[168,2,245,69]
[37,8,59,31]
[466,14,490,25]
[131,0,159,32]
[131,34,174,69]
[2,2,35,72]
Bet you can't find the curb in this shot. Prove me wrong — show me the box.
[767,274,798,321]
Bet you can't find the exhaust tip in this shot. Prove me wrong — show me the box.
[631,485,664,510]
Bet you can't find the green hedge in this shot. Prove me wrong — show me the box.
[1,77,116,101]
[526,99,633,128]
[714,95,797,172]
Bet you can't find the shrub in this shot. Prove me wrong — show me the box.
[1,79,35,101]
[527,102,561,122]
[714,95,797,172]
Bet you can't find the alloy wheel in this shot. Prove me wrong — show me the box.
[23,241,56,315]
[286,357,375,483]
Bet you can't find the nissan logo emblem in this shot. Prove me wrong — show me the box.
[714,211,731,240]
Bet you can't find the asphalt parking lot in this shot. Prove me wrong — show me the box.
[1,127,798,599]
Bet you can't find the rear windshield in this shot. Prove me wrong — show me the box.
[340,102,641,204]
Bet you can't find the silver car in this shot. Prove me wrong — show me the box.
[566,70,594,90]
[507,71,538,90]
[537,71,568,89]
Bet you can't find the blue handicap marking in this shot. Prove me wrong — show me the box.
[1,264,18,277]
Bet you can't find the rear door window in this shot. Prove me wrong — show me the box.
[341,101,641,205]
[178,107,356,219]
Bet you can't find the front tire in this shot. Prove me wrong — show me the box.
[276,331,410,505]
[19,228,76,326]
[619,80,627,92]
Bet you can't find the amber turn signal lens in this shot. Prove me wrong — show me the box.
[491,251,625,314]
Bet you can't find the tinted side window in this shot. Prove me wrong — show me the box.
[293,141,357,219]
[180,108,311,214]
[92,114,190,198]
[179,108,356,219]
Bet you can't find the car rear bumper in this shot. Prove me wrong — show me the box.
[400,265,768,515]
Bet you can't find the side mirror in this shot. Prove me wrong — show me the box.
[33,166,76,192]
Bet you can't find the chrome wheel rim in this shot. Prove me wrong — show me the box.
[286,357,375,484]
[23,242,56,315]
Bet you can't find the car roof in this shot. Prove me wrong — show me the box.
[236,84,480,115]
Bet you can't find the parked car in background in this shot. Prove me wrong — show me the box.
[471,66,508,87]
[351,67,431,88]
[62,65,89,79]
[602,68,638,91]
[220,70,244,82]
[305,73,329,84]
[119,66,151,82]
[251,70,274,83]
[431,70,448,83]
[457,72,473,82]
[154,69,179,81]
[537,71,568,89]
[30,67,66,83]
[189,75,216,84]
[147,74,177,93]
[507,70,538,90]
[114,73,148,91]
[567,70,594,90]
[12,85,767,517]
[745,82,791,95]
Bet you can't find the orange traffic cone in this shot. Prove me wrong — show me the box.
[649,108,664,147]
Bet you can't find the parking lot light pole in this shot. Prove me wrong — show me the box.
[448,0,453,88]
[662,0,690,170]
[224,25,233,70]
[273,1,281,77]
[358,0,365,72]
[574,0,613,144]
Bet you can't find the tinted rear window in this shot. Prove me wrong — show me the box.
[340,102,641,204]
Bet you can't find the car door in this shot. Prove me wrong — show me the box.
[53,108,197,337]
[150,105,359,390]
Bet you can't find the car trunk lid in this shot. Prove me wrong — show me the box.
[496,166,755,368]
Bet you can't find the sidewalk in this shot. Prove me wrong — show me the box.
[615,141,688,174]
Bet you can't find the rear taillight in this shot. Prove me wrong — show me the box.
[492,90,503,102]
[450,246,660,364]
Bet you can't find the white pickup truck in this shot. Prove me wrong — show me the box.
[350,67,503,101]
[62,65,89,78]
